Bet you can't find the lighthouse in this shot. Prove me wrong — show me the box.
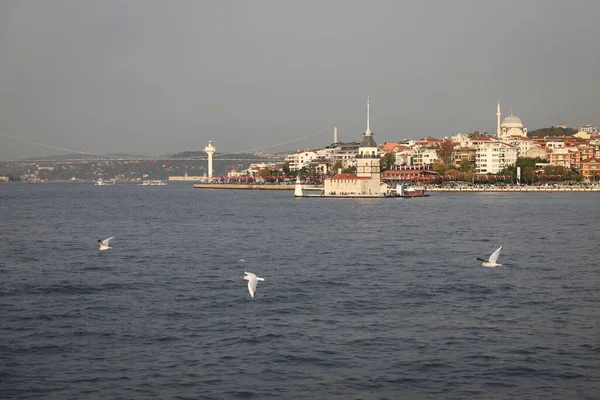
[204,141,216,178]
[294,175,303,197]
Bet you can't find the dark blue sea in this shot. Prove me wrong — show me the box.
[1,183,599,399]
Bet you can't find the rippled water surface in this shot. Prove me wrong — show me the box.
[1,183,599,399]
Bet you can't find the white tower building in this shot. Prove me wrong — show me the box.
[356,97,380,179]
[204,140,216,178]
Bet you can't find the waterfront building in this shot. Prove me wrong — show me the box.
[548,147,579,169]
[412,146,440,169]
[580,157,600,181]
[284,150,319,171]
[323,142,361,169]
[453,146,477,169]
[381,166,437,182]
[392,146,414,167]
[323,98,387,197]
[502,136,541,158]
[470,136,517,174]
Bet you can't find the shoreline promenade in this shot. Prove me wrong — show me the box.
[193,183,600,192]
[427,185,600,192]
[427,186,600,193]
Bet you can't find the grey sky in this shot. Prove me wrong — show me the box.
[0,0,598,160]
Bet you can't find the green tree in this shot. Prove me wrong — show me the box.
[458,158,471,172]
[436,139,455,166]
[529,126,578,138]
[257,168,272,180]
[342,165,356,174]
[331,161,343,174]
[445,169,461,180]
[282,162,290,174]
[514,157,546,179]
[522,166,535,184]
[432,160,448,175]
[380,153,396,171]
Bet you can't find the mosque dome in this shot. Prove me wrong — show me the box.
[501,114,523,127]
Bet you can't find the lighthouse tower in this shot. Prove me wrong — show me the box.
[204,141,216,178]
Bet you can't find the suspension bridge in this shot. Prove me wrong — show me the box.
[0,127,361,164]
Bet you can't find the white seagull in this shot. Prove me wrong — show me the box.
[98,237,114,251]
[477,245,502,267]
[243,271,265,298]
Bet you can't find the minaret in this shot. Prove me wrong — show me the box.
[204,140,216,178]
[366,96,371,134]
[497,102,501,138]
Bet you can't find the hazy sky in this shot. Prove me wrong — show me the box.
[0,0,598,159]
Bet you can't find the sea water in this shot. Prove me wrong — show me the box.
[1,183,599,399]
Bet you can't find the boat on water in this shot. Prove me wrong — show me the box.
[385,184,428,198]
[95,179,115,186]
[140,180,167,186]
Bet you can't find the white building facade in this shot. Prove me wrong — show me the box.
[284,150,319,171]
[323,98,387,197]
[472,138,518,174]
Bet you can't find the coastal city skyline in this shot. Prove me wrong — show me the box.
[1,0,599,160]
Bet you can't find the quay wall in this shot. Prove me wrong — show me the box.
[193,183,295,190]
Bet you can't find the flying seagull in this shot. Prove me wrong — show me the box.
[243,271,265,298]
[477,245,502,267]
[98,237,114,251]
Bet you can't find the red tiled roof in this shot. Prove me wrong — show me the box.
[331,173,371,180]
[580,157,600,163]
[381,142,403,152]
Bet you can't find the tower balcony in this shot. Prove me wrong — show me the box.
[356,154,381,159]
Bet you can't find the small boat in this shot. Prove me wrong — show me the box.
[140,180,167,186]
[403,185,428,197]
[95,179,115,186]
[385,184,428,197]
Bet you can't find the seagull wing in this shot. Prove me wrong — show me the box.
[488,246,502,264]
[247,275,258,298]
[102,237,114,246]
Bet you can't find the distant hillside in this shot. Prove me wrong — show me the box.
[529,126,578,138]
